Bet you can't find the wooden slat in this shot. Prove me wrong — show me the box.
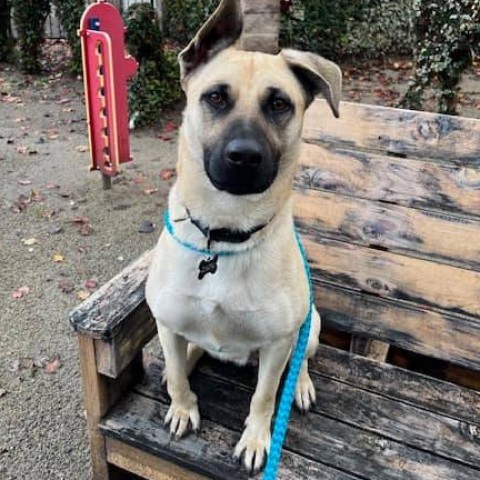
[95,303,156,378]
[106,438,208,480]
[302,234,480,318]
[131,357,480,480]
[293,189,480,270]
[303,99,480,165]
[315,282,480,370]
[296,142,480,218]
[313,344,480,427]
[69,250,153,339]
[101,393,362,480]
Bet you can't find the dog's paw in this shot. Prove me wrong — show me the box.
[295,369,316,413]
[234,421,271,474]
[164,394,200,438]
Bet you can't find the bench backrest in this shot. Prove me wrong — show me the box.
[295,99,480,370]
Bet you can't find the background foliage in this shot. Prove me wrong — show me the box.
[125,3,183,127]
[401,0,480,114]
[0,0,14,62]
[11,0,50,73]
[51,0,85,75]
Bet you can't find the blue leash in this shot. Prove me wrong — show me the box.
[164,211,313,479]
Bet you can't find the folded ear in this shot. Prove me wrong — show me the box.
[178,0,243,85]
[281,49,342,118]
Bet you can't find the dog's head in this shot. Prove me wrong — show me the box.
[177,0,341,198]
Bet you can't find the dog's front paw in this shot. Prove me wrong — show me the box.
[295,369,316,413]
[234,420,271,474]
[164,393,200,438]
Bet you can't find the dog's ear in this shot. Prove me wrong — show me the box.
[281,49,342,118]
[178,0,243,85]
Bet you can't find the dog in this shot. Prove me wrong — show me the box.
[145,0,341,472]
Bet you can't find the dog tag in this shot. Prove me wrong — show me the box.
[198,255,218,280]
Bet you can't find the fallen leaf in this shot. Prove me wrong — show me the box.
[71,216,89,224]
[79,223,93,236]
[46,182,60,190]
[58,98,70,105]
[58,279,74,293]
[52,253,64,262]
[159,168,176,181]
[75,145,87,152]
[144,188,158,195]
[138,220,155,234]
[76,290,91,301]
[44,356,62,374]
[11,286,30,299]
[48,224,63,235]
[22,238,38,246]
[84,279,98,291]
[16,145,29,155]
[18,179,32,186]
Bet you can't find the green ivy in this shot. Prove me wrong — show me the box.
[0,0,14,62]
[12,0,50,73]
[51,0,85,75]
[162,0,217,46]
[125,4,183,127]
[280,1,365,58]
[400,0,480,115]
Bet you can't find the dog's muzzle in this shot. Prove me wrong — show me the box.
[203,121,279,195]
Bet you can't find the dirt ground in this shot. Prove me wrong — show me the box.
[2,46,480,479]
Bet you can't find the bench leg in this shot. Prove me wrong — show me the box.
[77,334,143,479]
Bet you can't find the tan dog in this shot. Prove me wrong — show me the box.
[145,0,341,472]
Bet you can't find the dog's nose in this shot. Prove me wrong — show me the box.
[225,139,263,167]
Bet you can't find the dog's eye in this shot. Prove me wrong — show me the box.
[207,92,226,108]
[271,98,289,112]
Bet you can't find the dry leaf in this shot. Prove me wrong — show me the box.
[159,168,176,181]
[16,145,29,155]
[22,238,38,246]
[58,279,74,293]
[79,223,93,236]
[44,357,62,374]
[18,179,32,186]
[11,286,30,299]
[52,253,64,263]
[75,145,87,152]
[84,279,98,291]
[46,182,60,190]
[144,188,158,195]
[76,290,91,301]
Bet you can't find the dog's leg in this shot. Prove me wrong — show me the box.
[295,307,320,412]
[234,337,292,473]
[161,342,205,385]
[157,324,200,438]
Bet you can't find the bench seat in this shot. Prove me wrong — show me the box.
[100,345,480,480]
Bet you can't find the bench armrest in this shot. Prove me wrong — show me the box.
[69,250,156,378]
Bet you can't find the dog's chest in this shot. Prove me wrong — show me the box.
[146,233,303,354]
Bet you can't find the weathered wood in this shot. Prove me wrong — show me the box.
[296,143,480,218]
[302,234,480,318]
[77,335,143,480]
[304,99,480,165]
[349,337,390,362]
[240,0,280,53]
[293,189,480,270]
[132,356,480,480]
[69,250,153,339]
[312,344,480,427]
[315,281,480,370]
[106,438,208,480]
[95,302,156,378]
[101,392,362,480]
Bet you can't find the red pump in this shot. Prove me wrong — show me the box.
[79,0,138,184]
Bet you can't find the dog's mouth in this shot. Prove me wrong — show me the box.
[203,121,279,196]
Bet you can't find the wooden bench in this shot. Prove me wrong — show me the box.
[70,99,480,480]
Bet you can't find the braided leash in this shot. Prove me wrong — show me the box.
[263,229,313,480]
